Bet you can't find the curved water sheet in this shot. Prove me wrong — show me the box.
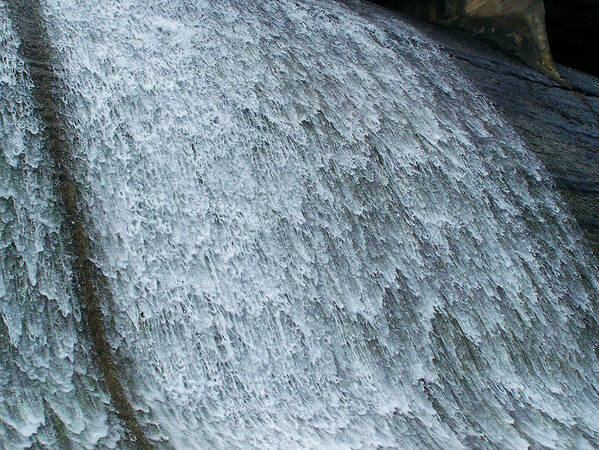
[7,0,599,447]
[0,3,129,448]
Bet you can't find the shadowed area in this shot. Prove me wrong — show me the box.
[544,0,599,77]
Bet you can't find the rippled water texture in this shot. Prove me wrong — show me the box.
[1,0,599,448]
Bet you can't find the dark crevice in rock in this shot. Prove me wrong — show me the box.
[544,0,599,78]
[4,1,153,448]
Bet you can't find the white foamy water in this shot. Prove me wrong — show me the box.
[2,0,599,448]
[0,3,126,447]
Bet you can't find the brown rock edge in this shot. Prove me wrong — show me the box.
[378,0,557,77]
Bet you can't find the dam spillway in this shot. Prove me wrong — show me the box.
[1,0,599,448]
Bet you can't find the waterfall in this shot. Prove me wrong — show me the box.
[1,0,598,448]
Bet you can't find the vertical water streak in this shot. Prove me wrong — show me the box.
[2,1,152,447]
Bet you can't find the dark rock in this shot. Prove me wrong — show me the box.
[368,0,556,75]
[545,0,599,77]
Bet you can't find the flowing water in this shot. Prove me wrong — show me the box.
[1,0,599,448]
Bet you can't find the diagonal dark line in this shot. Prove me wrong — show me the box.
[4,1,153,447]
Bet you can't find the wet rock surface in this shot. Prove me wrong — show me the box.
[368,0,555,74]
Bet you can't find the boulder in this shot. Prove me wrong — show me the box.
[371,0,556,75]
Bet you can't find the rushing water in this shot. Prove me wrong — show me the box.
[1,0,599,448]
